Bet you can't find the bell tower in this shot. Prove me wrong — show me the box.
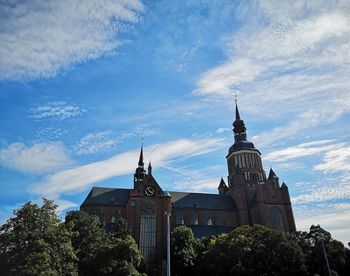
[134,143,146,188]
[226,100,266,187]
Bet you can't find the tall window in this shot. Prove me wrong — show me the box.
[139,202,157,269]
[270,206,285,231]
[176,212,184,225]
[191,212,198,225]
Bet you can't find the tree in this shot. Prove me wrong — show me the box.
[202,225,306,276]
[296,225,347,276]
[65,210,105,275]
[0,199,77,276]
[171,226,198,275]
[65,210,144,276]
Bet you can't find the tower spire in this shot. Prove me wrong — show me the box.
[138,139,144,167]
[235,96,241,120]
[232,97,247,143]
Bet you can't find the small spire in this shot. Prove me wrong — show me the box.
[281,182,288,188]
[138,140,144,167]
[268,168,278,179]
[218,177,227,188]
[148,160,152,175]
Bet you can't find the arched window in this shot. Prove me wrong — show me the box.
[191,212,198,225]
[111,216,116,223]
[176,212,184,225]
[270,206,285,231]
[140,201,157,270]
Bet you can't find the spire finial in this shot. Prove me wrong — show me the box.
[235,94,241,120]
[138,139,144,167]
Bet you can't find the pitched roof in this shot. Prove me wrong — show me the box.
[82,187,130,206]
[170,191,235,211]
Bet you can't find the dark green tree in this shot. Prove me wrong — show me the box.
[65,210,105,275]
[171,226,198,275]
[65,210,144,276]
[0,199,78,276]
[202,225,306,276]
[296,225,347,276]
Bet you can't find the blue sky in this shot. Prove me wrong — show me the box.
[0,0,349,244]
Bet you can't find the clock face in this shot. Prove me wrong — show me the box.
[144,186,156,197]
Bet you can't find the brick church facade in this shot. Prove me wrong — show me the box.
[81,103,296,274]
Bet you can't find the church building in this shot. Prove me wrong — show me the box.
[81,102,296,274]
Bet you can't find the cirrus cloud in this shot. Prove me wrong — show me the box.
[0,0,144,80]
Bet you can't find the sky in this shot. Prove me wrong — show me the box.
[0,0,349,245]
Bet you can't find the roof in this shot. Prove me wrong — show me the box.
[189,225,234,238]
[170,191,235,211]
[82,187,130,206]
[228,140,261,155]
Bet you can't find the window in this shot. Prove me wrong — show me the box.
[191,212,198,225]
[176,212,184,225]
[270,206,285,231]
[130,200,136,207]
[139,202,157,270]
[111,216,116,223]
[204,214,213,226]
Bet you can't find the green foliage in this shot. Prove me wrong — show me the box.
[296,225,347,276]
[0,199,78,276]
[171,225,198,275]
[202,225,306,276]
[65,210,144,276]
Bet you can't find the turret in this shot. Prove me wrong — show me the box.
[268,168,279,187]
[218,177,228,195]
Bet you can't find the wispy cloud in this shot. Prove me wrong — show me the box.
[72,131,118,155]
[31,101,86,120]
[0,142,73,174]
[0,0,144,80]
[264,140,343,162]
[32,138,225,197]
[195,1,350,146]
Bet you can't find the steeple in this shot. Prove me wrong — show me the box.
[232,100,247,143]
[138,143,144,168]
[134,142,146,187]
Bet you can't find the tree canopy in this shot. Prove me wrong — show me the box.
[0,199,77,276]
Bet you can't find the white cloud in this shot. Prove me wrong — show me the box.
[264,140,343,162]
[195,1,350,146]
[295,203,350,245]
[73,131,118,155]
[31,101,86,120]
[32,138,225,197]
[0,0,144,80]
[0,142,73,174]
[314,145,350,173]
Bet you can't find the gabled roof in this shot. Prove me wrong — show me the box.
[82,187,130,206]
[170,191,235,211]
